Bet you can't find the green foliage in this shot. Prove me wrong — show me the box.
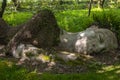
[55,4,87,11]
[0,59,40,80]
[0,58,120,80]
[3,9,120,37]
[33,68,120,80]
[3,12,33,26]
[55,10,94,32]
[92,9,120,39]
[26,1,88,11]
[3,9,94,32]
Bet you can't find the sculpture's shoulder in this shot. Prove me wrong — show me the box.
[86,25,99,31]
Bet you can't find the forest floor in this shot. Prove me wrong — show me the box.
[1,8,120,80]
[0,48,120,74]
[0,47,120,80]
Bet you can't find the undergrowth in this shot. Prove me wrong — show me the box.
[55,10,94,32]
[0,59,39,80]
[4,9,120,34]
[0,58,120,80]
[2,8,120,80]
[3,12,33,26]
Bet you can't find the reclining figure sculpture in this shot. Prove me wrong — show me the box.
[60,27,118,54]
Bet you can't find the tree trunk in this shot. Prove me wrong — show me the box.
[98,0,105,8]
[12,0,21,11]
[5,9,60,56]
[59,0,63,5]
[0,18,9,45]
[88,0,93,16]
[100,0,105,8]
[0,0,7,18]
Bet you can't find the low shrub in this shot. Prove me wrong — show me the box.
[55,10,94,32]
[3,9,120,41]
[92,9,120,42]
[3,12,33,26]
[0,60,40,80]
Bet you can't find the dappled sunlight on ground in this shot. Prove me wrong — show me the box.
[0,55,120,80]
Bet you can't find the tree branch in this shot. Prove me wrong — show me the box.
[0,0,7,18]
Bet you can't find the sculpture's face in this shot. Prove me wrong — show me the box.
[75,29,105,54]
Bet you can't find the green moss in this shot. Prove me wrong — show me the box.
[41,54,50,61]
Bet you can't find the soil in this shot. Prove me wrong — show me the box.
[0,48,120,74]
